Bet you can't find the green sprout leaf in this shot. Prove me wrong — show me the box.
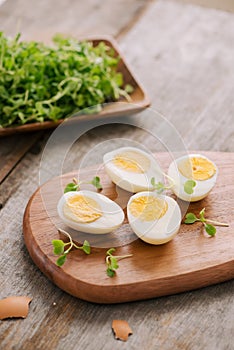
[151,178,164,191]
[184,213,198,224]
[110,257,119,270]
[64,182,79,193]
[204,223,216,236]
[184,207,228,236]
[151,175,174,194]
[52,229,91,267]
[91,176,103,190]
[153,182,165,194]
[125,84,134,94]
[82,240,91,255]
[105,248,132,278]
[151,177,165,194]
[184,180,196,194]
[106,267,116,278]
[52,239,65,255]
[56,254,67,266]
[64,176,103,193]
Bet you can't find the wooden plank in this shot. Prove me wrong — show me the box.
[0,0,147,41]
[0,133,43,184]
[119,0,234,151]
[1,1,234,350]
[172,0,234,13]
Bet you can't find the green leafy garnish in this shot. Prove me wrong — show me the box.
[56,254,67,267]
[184,213,198,224]
[125,84,134,94]
[204,223,216,236]
[151,178,165,194]
[52,229,91,266]
[151,174,174,194]
[52,239,65,255]
[105,248,132,277]
[0,32,133,128]
[184,208,228,236]
[184,180,196,194]
[64,176,103,193]
[64,182,80,193]
[91,176,103,190]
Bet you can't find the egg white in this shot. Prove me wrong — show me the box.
[103,147,163,193]
[57,190,124,234]
[168,154,217,202]
[127,192,181,245]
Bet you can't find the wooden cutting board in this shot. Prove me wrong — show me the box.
[23,152,234,303]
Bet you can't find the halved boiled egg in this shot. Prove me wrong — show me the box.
[168,154,217,202]
[57,190,124,234]
[127,192,181,244]
[103,147,163,193]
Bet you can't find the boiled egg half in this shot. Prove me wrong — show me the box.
[127,192,181,244]
[57,190,124,234]
[168,154,217,202]
[103,147,163,193]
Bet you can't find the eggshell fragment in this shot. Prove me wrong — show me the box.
[0,296,32,320]
[112,320,133,341]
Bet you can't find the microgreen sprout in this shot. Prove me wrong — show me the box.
[105,248,133,277]
[52,228,91,266]
[151,173,174,194]
[0,33,133,128]
[184,179,196,194]
[64,176,103,193]
[184,208,229,236]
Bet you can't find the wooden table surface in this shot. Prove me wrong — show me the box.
[0,1,233,349]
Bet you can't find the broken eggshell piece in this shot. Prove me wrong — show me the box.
[112,319,133,341]
[0,296,32,320]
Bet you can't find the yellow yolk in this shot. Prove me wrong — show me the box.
[113,151,150,173]
[63,195,102,223]
[178,157,216,181]
[129,196,168,221]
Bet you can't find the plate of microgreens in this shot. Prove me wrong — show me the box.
[23,151,233,304]
[0,32,150,136]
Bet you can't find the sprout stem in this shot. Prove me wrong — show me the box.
[205,219,229,227]
[162,172,175,189]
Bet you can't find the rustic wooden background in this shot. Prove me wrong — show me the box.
[0,0,233,349]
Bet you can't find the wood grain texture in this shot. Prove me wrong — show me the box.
[0,0,147,42]
[120,0,234,152]
[1,1,234,349]
[0,132,43,183]
[172,0,234,13]
[23,152,234,303]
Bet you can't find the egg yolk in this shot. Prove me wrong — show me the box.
[63,195,102,223]
[113,151,150,173]
[178,157,216,181]
[129,196,168,221]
